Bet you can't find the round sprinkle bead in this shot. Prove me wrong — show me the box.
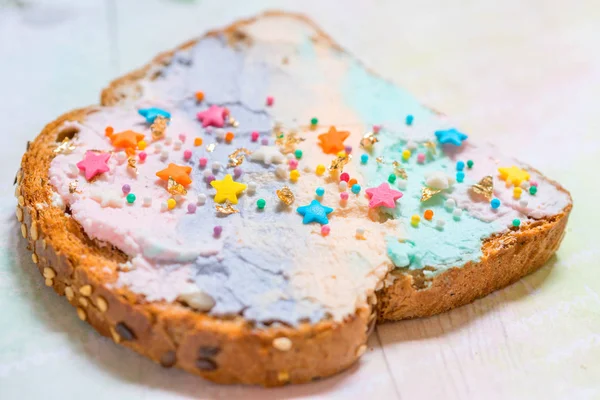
[122,184,131,194]
[116,152,127,162]
[290,169,300,182]
[160,150,169,161]
[257,198,266,209]
[360,154,369,164]
[529,186,538,195]
[195,91,204,102]
[202,170,212,179]
[316,187,325,197]
[512,219,521,227]
[340,192,349,201]
[233,167,242,178]
[311,117,318,126]
[356,228,365,237]
[445,198,456,210]
[105,126,114,137]
[247,182,257,194]
[294,149,303,159]
[402,149,411,160]
[388,174,396,184]
[183,149,192,160]
[288,159,298,170]
[397,180,407,190]
[139,151,147,161]
[520,181,531,190]
[405,115,414,125]
[216,130,225,141]
[165,137,172,145]
[340,172,350,182]
[197,193,207,205]
[225,132,234,142]
[173,140,182,150]
[530,180,538,187]
[417,153,426,164]
[321,225,330,236]
[456,171,465,183]
[251,131,259,142]
[453,208,463,219]
[137,140,147,150]
[338,181,348,191]
[456,161,465,171]
[436,219,446,229]
[519,199,528,207]
[126,193,136,204]
[351,184,361,194]
[316,164,326,175]
[406,140,417,151]
[344,145,352,154]
[143,196,152,207]
[513,187,522,199]
[167,198,176,210]
[467,160,474,169]
[491,198,501,209]
[199,157,208,168]
[261,138,269,146]
[212,161,221,171]
[424,209,434,220]
[179,133,186,142]
[411,214,420,227]
[275,166,287,179]
[187,203,197,213]
[373,125,381,133]
[205,174,215,183]
[348,178,358,187]
[213,226,223,237]
[194,137,203,146]
[266,96,274,106]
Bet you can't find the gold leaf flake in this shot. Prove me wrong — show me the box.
[360,132,379,149]
[275,131,305,154]
[392,161,408,179]
[276,186,295,206]
[228,117,239,128]
[151,116,168,140]
[328,153,352,172]
[127,157,138,174]
[227,148,252,167]
[206,143,217,153]
[421,187,442,202]
[424,141,437,156]
[376,156,385,164]
[167,176,187,196]
[68,180,80,194]
[471,175,493,201]
[215,202,239,215]
[53,138,76,154]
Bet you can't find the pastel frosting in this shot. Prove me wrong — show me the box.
[48,17,570,326]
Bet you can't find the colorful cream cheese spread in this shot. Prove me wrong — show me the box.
[48,18,570,326]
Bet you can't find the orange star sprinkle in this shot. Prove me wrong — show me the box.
[111,130,145,149]
[156,163,193,186]
[318,126,350,154]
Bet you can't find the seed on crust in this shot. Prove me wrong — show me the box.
[79,285,92,296]
[160,351,177,368]
[20,224,27,238]
[44,278,53,287]
[198,346,221,358]
[42,239,47,249]
[18,195,25,207]
[272,337,293,351]
[95,296,108,312]
[78,297,89,307]
[355,344,367,357]
[14,185,20,197]
[32,253,38,264]
[77,307,87,321]
[43,267,56,279]
[196,358,217,371]
[16,207,23,222]
[16,170,22,185]
[64,286,74,301]
[109,326,121,343]
[30,223,38,240]
[115,322,135,341]
[277,371,290,382]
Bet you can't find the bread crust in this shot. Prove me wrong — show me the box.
[16,11,571,386]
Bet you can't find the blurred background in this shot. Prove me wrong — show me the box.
[1,1,598,399]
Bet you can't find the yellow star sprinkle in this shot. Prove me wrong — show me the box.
[498,166,530,187]
[210,174,247,205]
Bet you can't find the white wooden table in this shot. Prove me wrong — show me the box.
[1,1,598,398]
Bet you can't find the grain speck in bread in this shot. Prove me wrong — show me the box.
[16,11,571,386]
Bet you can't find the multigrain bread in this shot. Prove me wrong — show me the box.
[15,11,572,387]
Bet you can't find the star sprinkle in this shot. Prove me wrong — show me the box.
[498,166,530,187]
[211,174,247,204]
[296,200,334,225]
[90,190,123,208]
[197,105,228,128]
[156,163,192,186]
[250,145,285,165]
[425,171,455,190]
[365,183,403,209]
[76,151,110,181]
[138,107,171,124]
[318,126,350,154]
[111,130,145,149]
[434,128,468,146]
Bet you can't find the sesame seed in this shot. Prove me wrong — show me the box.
[277,371,290,382]
[76,307,87,321]
[44,278,53,287]
[18,195,24,207]
[65,286,74,301]
[356,344,367,357]
[96,296,108,312]
[31,253,38,264]
[20,224,27,238]
[30,223,38,241]
[79,285,92,296]
[16,206,23,222]
[43,267,56,279]
[78,297,89,307]
[272,337,293,351]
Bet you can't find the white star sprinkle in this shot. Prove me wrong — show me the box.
[250,145,285,165]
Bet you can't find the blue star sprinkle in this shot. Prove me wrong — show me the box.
[296,200,334,225]
[138,107,171,124]
[434,128,468,146]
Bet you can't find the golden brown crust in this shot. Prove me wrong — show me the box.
[16,10,572,387]
[16,107,371,386]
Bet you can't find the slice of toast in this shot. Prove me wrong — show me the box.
[16,11,572,386]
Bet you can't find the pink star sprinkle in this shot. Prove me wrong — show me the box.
[196,105,228,128]
[76,151,110,181]
[365,183,403,209]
